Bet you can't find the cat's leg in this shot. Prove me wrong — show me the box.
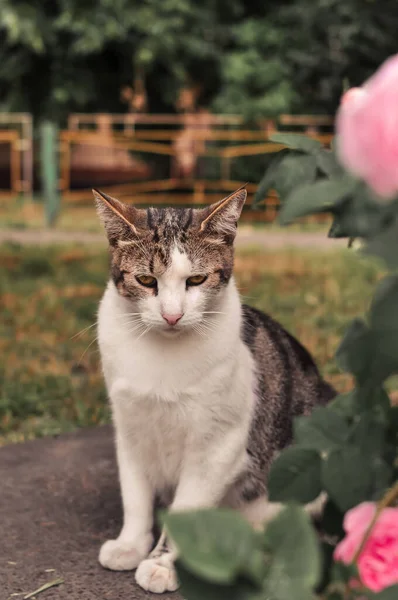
[99,432,154,570]
[99,384,154,570]
[235,492,328,530]
[135,423,247,593]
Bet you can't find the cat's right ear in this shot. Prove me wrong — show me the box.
[93,189,145,245]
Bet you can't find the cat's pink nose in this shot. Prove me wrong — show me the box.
[162,313,183,326]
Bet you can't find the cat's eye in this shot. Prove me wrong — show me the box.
[135,275,157,288]
[186,275,207,286]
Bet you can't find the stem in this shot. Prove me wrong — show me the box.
[353,479,398,563]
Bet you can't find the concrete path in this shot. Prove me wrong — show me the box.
[0,228,347,250]
[1,426,179,600]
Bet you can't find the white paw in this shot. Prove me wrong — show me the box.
[99,534,153,571]
[135,554,179,594]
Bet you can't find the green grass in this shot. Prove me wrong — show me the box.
[0,243,388,446]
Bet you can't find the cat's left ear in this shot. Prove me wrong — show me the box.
[198,187,247,241]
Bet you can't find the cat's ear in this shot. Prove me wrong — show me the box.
[93,189,145,245]
[198,187,247,241]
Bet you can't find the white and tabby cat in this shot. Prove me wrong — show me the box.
[93,188,334,594]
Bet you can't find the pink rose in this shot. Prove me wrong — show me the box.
[336,54,398,200]
[334,502,398,592]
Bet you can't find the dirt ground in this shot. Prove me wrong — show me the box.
[1,425,179,600]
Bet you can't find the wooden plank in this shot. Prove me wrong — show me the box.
[221,143,285,158]
[0,130,18,142]
[279,114,334,126]
[10,138,21,194]
[61,129,273,142]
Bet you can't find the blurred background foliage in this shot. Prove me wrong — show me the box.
[1,0,398,123]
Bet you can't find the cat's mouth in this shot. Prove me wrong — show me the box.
[160,325,184,338]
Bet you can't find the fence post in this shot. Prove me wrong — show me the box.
[40,120,60,226]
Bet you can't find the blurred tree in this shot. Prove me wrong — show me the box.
[211,17,297,119]
[277,0,398,113]
[0,0,397,122]
[0,0,243,122]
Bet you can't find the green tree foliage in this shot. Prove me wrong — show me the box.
[0,0,245,122]
[1,0,398,122]
[277,0,398,113]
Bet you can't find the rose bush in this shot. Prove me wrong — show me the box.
[163,56,398,600]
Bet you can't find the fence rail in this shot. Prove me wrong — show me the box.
[59,112,333,222]
[0,112,334,224]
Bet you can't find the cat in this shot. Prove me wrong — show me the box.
[93,187,335,594]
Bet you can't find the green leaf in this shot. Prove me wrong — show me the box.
[336,318,372,381]
[328,188,395,239]
[337,276,398,383]
[362,387,392,425]
[253,149,289,206]
[279,176,357,225]
[365,216,398,268]
[323,445,370,510]
[176,561,263,600]
[273,153,317,200]
[163,509,265,585]
[338,386,391,423]
[268,447,322,503]
[373,585,398,600]
[371,274,398,319]
[269,133,322,153]
[322,446,391,511]
[316,148,343,177]
[294,407,349,453]
[329,391,357,419]
[263,505,321,600]
[337,316,398,384]
[349,412,385,457]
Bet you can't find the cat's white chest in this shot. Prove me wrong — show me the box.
[116,389,189,490]
[103,333,208,402]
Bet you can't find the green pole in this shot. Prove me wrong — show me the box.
[40,120,60,226]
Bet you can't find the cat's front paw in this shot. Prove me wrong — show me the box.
[135,554,179,594]
[99,534,153,571]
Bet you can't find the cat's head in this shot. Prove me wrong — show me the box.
[93,188,246,335]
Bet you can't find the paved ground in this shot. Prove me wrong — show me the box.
[1,426,179,600]
[0,227,347,249]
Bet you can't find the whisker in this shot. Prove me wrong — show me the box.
[111,315,145,327]
[78,336,99,364]
[70,321,98,340]
[135,325,152,342]
[112,313,143,319]
[125,323,148,335]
